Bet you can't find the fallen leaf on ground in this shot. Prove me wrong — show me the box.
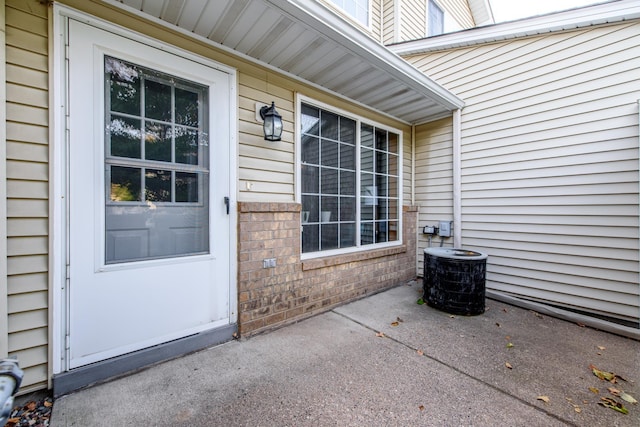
[590,365,627,383]
[599,397,628,414]
[537,396,550,404]
[597,346,606,351]
[620,392,638,405]
[419,405,425,411]
[391,321,399,327]
[417,298,425,305]
[376,331,385,338]
[589,387,599,394]
[609,388,638,405]
[503,308,508,313]
[574,406,582,413]
[417,350,424,356]
[577,322,586,327]
[506,342,514,349]
[449,315,456,318]
[505,362,513,369]
[495,322,501,327]
[396,317,404,323]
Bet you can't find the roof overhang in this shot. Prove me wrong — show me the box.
[390,0,640,55]
[104,0,464,125]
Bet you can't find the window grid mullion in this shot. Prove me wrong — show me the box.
[355,121,361,248]
[171,85,176,202]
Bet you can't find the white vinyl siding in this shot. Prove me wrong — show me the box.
[407,22,640,325]
[5,0,49,392]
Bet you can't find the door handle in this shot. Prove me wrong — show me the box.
[224,197,230,215]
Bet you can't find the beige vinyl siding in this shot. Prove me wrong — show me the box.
[382,0,394,45]
[395,0,476,45]
[5,0,49,392]
[438,0,474,28]
[371,0,383,43]
[406,21,640,325]
[0,0,7,359]
[399,0,426,42]
[401,128,411,205]
[415,117,453,273]
[238,71,295,202]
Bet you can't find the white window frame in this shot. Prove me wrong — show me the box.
[296,95,403,260]
[427,0,445,37]
[323,0,372,29]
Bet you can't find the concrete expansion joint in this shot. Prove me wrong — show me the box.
[329,309,580,427]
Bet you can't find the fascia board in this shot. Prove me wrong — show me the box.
[390,0,640,55]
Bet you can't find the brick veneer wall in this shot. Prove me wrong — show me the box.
[237,202,418,335]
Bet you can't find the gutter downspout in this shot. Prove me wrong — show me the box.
[411,125,415,206]
[453,109,462,248]
[411,124,417,273]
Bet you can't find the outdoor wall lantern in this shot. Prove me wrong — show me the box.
[259,101,283,141]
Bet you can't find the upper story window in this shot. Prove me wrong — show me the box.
[300,100,401,256]
[328,0,369,27]
[428,0,444,36]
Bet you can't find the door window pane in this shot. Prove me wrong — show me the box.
[175,128,199,165]
[110,166,141,202]
[145,79,172,122]
[107,57,140,115]
[176,172,199,203]
[175,88,199,126]
[105,56,210,264]
[145,169,172,202]
[109,116,141,159]
[145,121,171,162]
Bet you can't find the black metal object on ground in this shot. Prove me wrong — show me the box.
[423,248,488,315]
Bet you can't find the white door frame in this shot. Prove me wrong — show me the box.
[50,5,238,377]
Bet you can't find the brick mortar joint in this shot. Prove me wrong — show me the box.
[238,202,301,213]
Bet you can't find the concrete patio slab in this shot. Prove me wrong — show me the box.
[51,281,640,426]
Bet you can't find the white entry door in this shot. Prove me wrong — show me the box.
[67,20,232,368]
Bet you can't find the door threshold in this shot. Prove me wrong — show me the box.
[53,323,237,397]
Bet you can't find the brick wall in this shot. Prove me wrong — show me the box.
[237,202,418,335]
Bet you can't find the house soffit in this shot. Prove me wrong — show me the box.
[104,0,464,125]
[467,0,494,26]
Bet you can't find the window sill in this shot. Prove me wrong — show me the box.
[302,245,407,271]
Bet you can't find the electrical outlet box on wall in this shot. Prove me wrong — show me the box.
[438,221,452,237]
